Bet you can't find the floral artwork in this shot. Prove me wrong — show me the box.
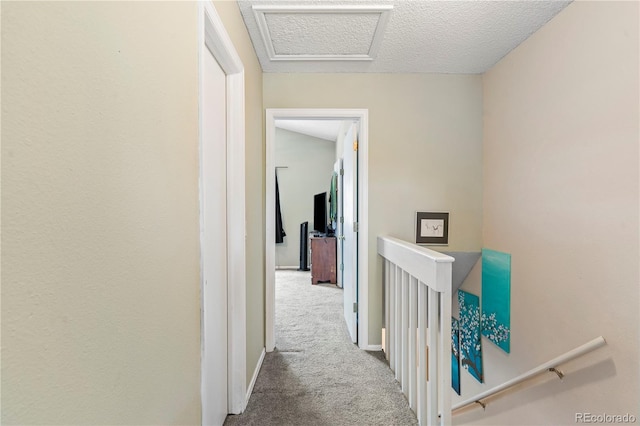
[452,317,461,394]
[458,290,483,383]
[481,248,512,353]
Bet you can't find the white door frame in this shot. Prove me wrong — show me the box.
[199,2,247,415]
[265,109,371,351]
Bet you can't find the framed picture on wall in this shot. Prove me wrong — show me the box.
[415,211,449,245]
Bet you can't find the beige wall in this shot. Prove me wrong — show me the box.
[213,1,265,388]
[2,2,201,424]
[264,74,484,344]
[456,1,639,424]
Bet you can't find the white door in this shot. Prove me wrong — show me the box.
[342,123,358,343]
[201,48,228,425]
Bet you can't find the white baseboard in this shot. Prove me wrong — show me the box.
[275,266,300,270]
[364,344,383,351]
[246,347,266,405]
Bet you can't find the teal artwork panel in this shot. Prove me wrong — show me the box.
[458,290,483,383]
[481,248,511,353]
[452,317,461,395]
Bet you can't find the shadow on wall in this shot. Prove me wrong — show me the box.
[454,357,617,423]
[442,251,481,293]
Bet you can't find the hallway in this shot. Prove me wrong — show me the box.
[224,270,417,425]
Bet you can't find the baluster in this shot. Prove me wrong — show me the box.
[409,276,418,411]
[417,282,427,425]
[389,263,396,371]
[395,265,402,382]
[384,259,390,361]
[401,270,409,395]
[427,288,439,425]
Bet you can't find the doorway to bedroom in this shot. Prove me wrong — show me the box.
[272,119,346,274]
[265,109,370,352]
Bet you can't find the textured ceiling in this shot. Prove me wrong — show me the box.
[276,119,346,141]
[239,0,572,73]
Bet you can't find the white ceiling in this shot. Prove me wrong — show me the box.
[276,119,346,141]
[238,0,572,74]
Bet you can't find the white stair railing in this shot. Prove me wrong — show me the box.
[452,336,607,414]
[378,236,455,425]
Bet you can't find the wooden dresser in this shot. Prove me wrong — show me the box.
[310,236,337,284]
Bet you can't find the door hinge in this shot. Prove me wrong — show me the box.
[353,141,358,151]
[340,168,344,176]
[353,302,358,313]
[340,263,344,271]
[354,222,359,232]
[340,216,344,224]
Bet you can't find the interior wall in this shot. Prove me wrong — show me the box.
[2,2,201,424]
[213,0,265,389]
[264,73,483,345]
[275,128,336,268]
[455,1,639,424]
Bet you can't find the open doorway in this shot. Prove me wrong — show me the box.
[272,119,345,272]
[265,109,371,352]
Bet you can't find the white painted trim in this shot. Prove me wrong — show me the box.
[204,3,244,73]
[246,348,266,404]
[225,72,247,415]
[197,4,206,418]
[200,2,247,416]
[265,109,370,351]
[357,113,370,350]
[265,112,276,353]
[252,5,393,62]
[377,236,454,292]
[365,345,383,351]
[271,55,373,62]
[255,5,394,12]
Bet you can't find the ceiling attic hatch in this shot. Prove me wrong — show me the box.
[252,5,393,61]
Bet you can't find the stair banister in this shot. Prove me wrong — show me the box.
[378,236,454,426]
[452,336,607,414]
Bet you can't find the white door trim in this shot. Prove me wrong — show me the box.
[265,108,370,351]
[200,2,247,416]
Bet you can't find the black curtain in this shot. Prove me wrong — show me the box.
[275,174,286,244]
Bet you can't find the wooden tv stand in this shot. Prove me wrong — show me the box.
[310,236,337,284]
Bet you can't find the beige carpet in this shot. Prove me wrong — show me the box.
[224,270,417,426]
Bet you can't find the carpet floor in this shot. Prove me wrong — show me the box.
[224,270,418,426]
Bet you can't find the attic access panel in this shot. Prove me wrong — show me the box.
[252,5,393,61]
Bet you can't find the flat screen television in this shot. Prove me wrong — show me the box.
[313,192,328,235]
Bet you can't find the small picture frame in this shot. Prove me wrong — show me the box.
[416,211,449,245]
